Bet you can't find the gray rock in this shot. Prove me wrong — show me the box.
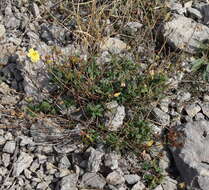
[2,153,10,167]
[152,107,170,125]
[46,162,57,175]
[19,136,35,146]
[104,152,119,170]
[165,1,185,15]
[187,7,203,20]
[131,181,146,190]
[161,176,178,190]
[80,172,106,189]
[59,174,78,190]
[194,113,205,121]
[108,184,127,190]
[159,151,171,175]
[203,94,209,102]
[4,132,13,141]
[22,57,50,100]
[177,91,191,102]
[3,141,16,154]
[124,22,143,35]
[0,24,5,38]
[31,3,40,18]
[105,101,126,131]
[87,148,104,172]
[170,120,209,190]
[106,171,125,185]
[30,118,63,142]
[200,103,209,118]
[0,136,6,145]
[159,97,170,113]
[195,3,209,24]
[29,159,40,172]
[5,16,20,29]
[24,169,32,179]
[100,37,129,54]
[1,95,19,105]
[54,143,77,154]
[0,166,9,176]
[56,169,71,178]
[58,155,71,169]
[162,14,209,53]
[13,152,33,177]
[184,103,201,117]
[37,182,48,190]
[124,174,141,185]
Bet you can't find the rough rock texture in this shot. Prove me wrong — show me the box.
[170,120,209,190]
[162,14,209,53]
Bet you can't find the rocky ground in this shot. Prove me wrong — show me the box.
[1,0,209,190]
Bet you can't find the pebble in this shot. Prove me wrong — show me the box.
[3,141,16,154]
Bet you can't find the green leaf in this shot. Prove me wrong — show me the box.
[191,58,206,72]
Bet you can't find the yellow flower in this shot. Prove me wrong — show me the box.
[114,92,121,97]
[27,48,40,63]
[146,140,154,147]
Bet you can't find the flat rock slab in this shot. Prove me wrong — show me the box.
[162,14,209,53]
[170,120,209,190]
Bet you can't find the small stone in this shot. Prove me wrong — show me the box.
[46,162,57,175]
[203,94,209,102]
[1,95,18,105]
[124,22,143,35]
[184,103,201,117]
[161,176,178,190]
[13,152,33,177]
[105,101,126,131]
[0,129,4,135]
[124,174,141,185]
[2,153,10,167]
[131,181,146,190]
[24,169,32,179]
[30,159,40,172]
[187,7,202,20]
[104,152,119,170]
[0,136,6,145]
[194,113,205,121]
[58,155,71,169]
[100,37,129,54]
[3,141,16,154]
[80,172,106,189]
[152,107,170,125]
[36,154,47,164]
[31,3,40,18]
[19,136,35,146]
[37,182,48,190]
[54,143,77,154]
[106,171,125,185]
[0,24,6,38]
[87,148,104,172]
[177,91,191,102]
[57,169,71,178]
[4,132,13,140]
[201,103,209,118]
[159,97,170,113]
[60,174,78,190]
[0,167,8,176]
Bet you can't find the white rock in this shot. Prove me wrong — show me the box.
[3,141,16,154]
[163,14,209,53]
[131,181,146,190]
[106,171,125,185]
[13,152,33,177]
[105,101,125,131]
[100,37,129,54]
